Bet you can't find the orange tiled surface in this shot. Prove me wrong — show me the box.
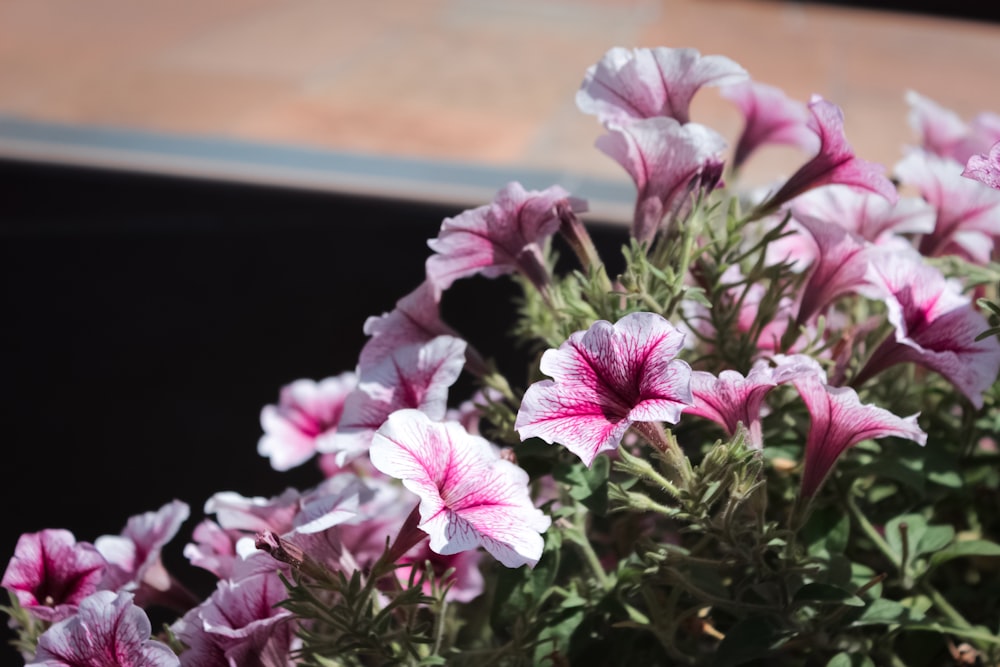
[1,0,1000,193]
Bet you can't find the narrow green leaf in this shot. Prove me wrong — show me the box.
[929,539,1000,567]
[793,582,865,607]
[852,598,925,626]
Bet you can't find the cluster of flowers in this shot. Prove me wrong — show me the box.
[5,44,1000,666]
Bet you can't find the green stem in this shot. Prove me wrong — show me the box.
[845,485,989,651]
[920,581,977,633]
[568,521,612,591]
[843,489,899,571]
[431,597,449,657]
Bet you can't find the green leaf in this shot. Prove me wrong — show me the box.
[826,654,852,667]
[885,514,954,571]
[929,539,1000,567]
[897,623,1000,646]
[826,653,875,667]
[885,513,925,570]
[850,562,883,600]
[855,442,926,493]
[712,616,777,667]
[924,442,964,489]
[801,505,850,556]
[851,598,925,626]
[558,456,610,515]
[418,657,449,666]
[915,525,956,558]
[793,582,864,607]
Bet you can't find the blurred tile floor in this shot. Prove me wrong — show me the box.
[1,0,1000,217]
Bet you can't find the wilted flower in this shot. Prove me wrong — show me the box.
[684,355,820,449]
[93,500,196,612]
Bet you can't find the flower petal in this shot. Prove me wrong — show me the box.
[370,410,550,568]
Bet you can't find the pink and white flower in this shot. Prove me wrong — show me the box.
[789,184,935,247]
[683,355,820,449]
[514,312,693,466]
[370,409,550,568]
[171,568,297,667]
[425,182,583,297]
[28,590,179,667]
[894,148,1000,263]
[576,46,747,125]
[597,117,727,244]
[359,281,457,369]
[906,90,1000,164]
[754,96,898,216]
[963,140,1000,191]
[94,500,195,612]
[794,375,926,498]
[857,249,1000,409]
[792,213,875,326]
[2,529,107,623]
[257,373,358,472]
[719,79,818,170]
[321,335,467,465]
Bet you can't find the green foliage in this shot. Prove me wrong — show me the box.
[278,549,448,667]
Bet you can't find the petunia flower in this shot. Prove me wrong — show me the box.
[359,280,490,381]
[425,181,584,297]
[514,312,693,467]
[683,355,820,449]
[28,590,179,667]
[1,529,107,623]
[719,79,818,171]
[792,213,875,325]
[369,409,551,568]
[855,248,1000,409]
[575,46,747,125]
[962,139,1000,191]
[257,372,357,472]
[789,184,935,247]
[182,518,242,581]
[597,117,728,244]
[320,335,467,465]
[753,96,898,217]
[359,280,456,366]
[171,569,297,667]
[894,148,1000,263]
[906,90,1000,164]
[94,500,197,613]
[794,374,926,499]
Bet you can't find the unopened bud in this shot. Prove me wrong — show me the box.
[255,530,305,569]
